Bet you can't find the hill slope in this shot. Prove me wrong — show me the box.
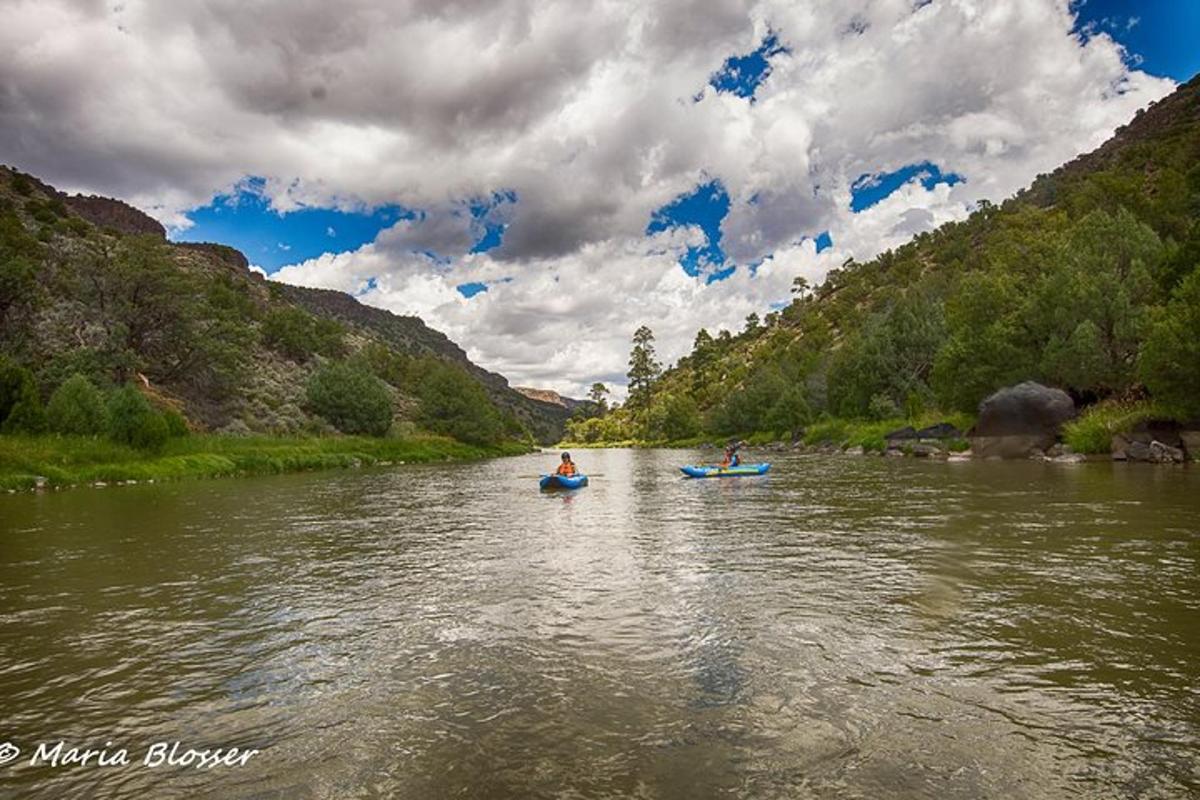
[569,73,1200,445]
[0,168,570,443]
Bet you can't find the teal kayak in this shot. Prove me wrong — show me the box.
[540,474,589,490]
[680,463,770,478]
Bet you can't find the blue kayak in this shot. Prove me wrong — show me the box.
[540,474,589,490]
[680,463,770,478]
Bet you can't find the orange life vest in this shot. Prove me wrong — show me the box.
[557,462,576,476]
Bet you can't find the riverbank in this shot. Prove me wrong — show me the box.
[559,413,977,453]
[0,434,533,492]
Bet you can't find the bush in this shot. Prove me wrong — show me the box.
[0,359,46,433]
[306,361,393,436]
[1063,400,1161,455]
[263,307,345,362]
[163,409,190,438]
[106,385,169,451]
[47,374,108,435]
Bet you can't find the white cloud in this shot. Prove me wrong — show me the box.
[0,0,1176,397]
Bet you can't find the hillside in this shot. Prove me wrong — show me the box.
[569,73,1200,446]
[0,168,570,443]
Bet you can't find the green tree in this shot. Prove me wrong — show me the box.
[764,386,811,440]
[262,307,345,363]
[587,382,610,412]
[626,325,660,409]
[46,373,107,435]
[743,312,760,333]
[415,362,506,445]
[105,386,169,450]
[689,328,717,397]
[933,272,1032,412]
[0,357,32,424]
[1,382,46,433]
[306,361,393,436]
[644,392,700,441]
[0,358,46,433]
[1032,209,1162,395]
[828,291,945,417]
[1140,267,1200,417]
[0,207,42,340]
[708,365,790,435]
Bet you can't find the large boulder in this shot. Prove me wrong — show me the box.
[969,382,1076,459]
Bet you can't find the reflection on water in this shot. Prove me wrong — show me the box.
[0,451,1197,798]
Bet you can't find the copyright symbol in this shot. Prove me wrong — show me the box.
[0,741,20,765]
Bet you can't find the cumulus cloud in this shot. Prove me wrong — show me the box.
[0,0,1175,396]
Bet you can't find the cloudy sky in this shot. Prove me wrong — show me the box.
[2,0,1195,397]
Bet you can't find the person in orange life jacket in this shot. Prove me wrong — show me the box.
[719,446,740,468]
[556,452,578,476]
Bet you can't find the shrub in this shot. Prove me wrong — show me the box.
[1063,400,1160,455]
[162,409,190,438]
[47,374,107,435]
[0,359,47,433]
[263,307,345,362]
[106,385,169,450]
[306,361,393,436]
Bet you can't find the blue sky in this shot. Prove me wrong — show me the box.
[1073,0,1199,82]
[173,179,409,271]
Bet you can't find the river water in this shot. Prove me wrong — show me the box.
[0,449,1197,799]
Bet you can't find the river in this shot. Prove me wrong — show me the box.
[0,449,1197,799]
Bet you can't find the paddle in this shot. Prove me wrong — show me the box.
[520,473,604,479]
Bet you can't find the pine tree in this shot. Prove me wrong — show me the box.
[626,326,660,409]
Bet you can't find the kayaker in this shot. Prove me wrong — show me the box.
[556,452,578,476]
[719,445,740,468]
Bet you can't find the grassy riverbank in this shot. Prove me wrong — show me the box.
[0,434,532,491]
[560,412,976,452]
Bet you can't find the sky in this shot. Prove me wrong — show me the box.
[1,0,1193,398]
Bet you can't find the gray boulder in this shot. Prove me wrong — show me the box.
[1149,441,1185,463]
[969,382,1076,459]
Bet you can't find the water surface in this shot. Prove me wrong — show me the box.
[1,450,1197,798]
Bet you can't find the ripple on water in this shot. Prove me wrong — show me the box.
[0,450,1197,798]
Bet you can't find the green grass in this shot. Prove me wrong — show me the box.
[0,433,532,491]
[1062,400,1162,455]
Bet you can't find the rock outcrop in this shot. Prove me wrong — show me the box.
[1111,418,1195,463]
[62,194,166,238]
[969,381,1075,459]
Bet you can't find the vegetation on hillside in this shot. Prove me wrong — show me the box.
[565,76,1200,447]
[0,166,543,470]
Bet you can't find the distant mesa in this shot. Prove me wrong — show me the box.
[514,387,584,410]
